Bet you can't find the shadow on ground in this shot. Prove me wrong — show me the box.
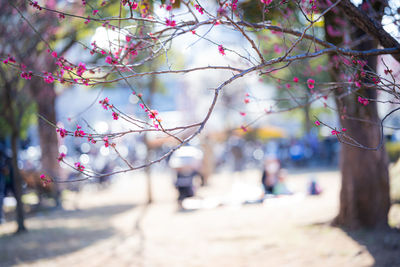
[344,228,400,267]
[0,204,135,266]
[4,203,135,222]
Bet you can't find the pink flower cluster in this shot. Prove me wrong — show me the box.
[21,71,33,80]
[74,125,86,137]
[218,45,225,55]
[43,71,55,83]
[112,112,119,120]
[76,62,87,76]
[165,18,176,27]
[307,78,315,89]
[40,174,52,187]
[57,153,66,162]
[261,0,273,5]
[99,97,112,110]
[87,134,97,144]
[29,1,42,10]
[74,162,85,172]
[358,96,369,106]
[3,55,16,64]
[56,128,67,138]
[195,4,204,14]
[139,103,161,129]
[105,55,118,65]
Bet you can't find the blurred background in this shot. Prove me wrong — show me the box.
[1,0,400,266]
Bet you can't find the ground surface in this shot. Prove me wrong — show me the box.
[1,168,399,267]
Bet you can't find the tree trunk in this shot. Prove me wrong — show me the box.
[31,81,61,207]
[324,1,390,228]
[4,80,26,232]
[334,102,390,228]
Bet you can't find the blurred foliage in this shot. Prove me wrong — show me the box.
[0,72,37,141]
[389,155,400,202]
[386,141,400,162]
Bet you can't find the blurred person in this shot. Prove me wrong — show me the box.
[0,149,7,224]
[308,178,322,195]
[261,155,281,195]
[0,154,15,223]
[273,169,292,195]
[169,146,203,209]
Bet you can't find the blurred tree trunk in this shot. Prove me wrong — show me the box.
[3,80,26,232]
[325,1,390,228]
[31,79,61,207]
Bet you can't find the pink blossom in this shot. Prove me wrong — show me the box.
[307,78,315,89]
[103,136,109,147]
[43,73,55,83]
[74,162,85,172]
[293,77,299,83]
[315,121,320,126]
[105,56,116,65]
[40,174,52,187]
[99,97,110,110]
[165,19,176,27]
[51,51,58,58]
[331,129,340,135]
[244,98,250,104]
[56,128,67,138]
[261,0,273,5]
[29,1,42,10]
[194,4,204,14]
[358,96,369,106]
[241,125,248,132]
[218,45,225,55]
[112,112,119,120]
[76,62,86,76]
[342,128,347,132]
[384,69,392,75]
[74,125,86,137]
[57,153,66,162]
[148,110,158,119]
[92,9,99,15]
[87,134,96,144]
[240,112,246,116]
[21,71,33,80]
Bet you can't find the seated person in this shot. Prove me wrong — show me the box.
[273,169,292,195]
[261,156,280,194]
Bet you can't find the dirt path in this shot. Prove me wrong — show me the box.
[1,169,399,267]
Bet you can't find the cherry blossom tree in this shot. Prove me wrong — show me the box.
[2,0,400,229]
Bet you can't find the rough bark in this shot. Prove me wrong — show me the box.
[338,0,400,63]
[325,1,391,228]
